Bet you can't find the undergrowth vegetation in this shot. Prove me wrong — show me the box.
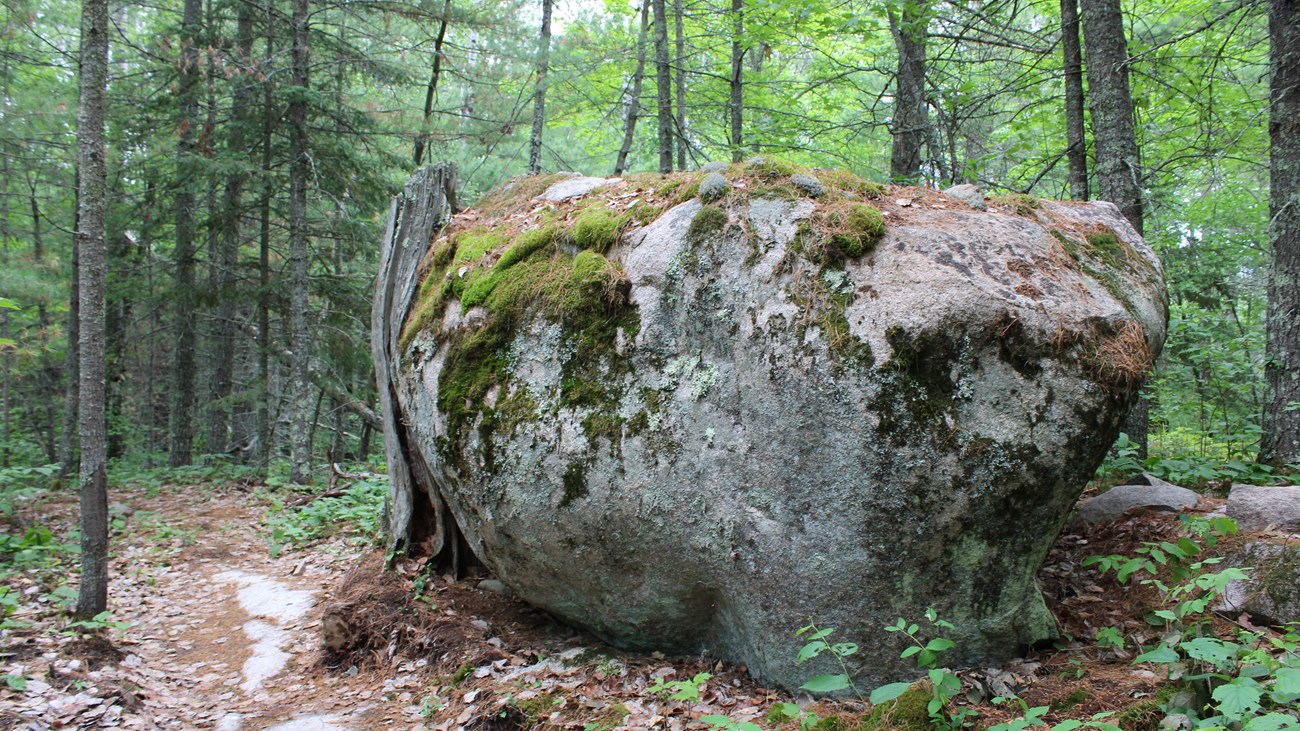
[265,474,387,556]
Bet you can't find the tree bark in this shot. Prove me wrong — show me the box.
[527,0,552,174]
[31,189,57,464]
[674,0,686,170]
[614,2,650,176]
[1081,0,1149,455]
[373,163,468,570]
[1262,0,1300,465]
[1,149,9,469]
[728,0,743,163]
[288,0,312,483]
[60,171,80,477]
[654,0,673,172]
[257,0,276,470]
[74,0,110,618]
[170,0,203,467]
[208,0,256,456]
[1080,0,1142,234]
[889,0,930,182]
[1062,0,1089,201]
[414,0,452,167]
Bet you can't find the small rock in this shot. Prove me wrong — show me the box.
[698,172,730,203]
[216,713,246,731]
[1216,541,1300,626]
[896,198,913,207]
[109,501,134,518]
[471,618,491,631]
[1159,713,1191,731]
[789,174,825,198]
[700,161,728,173]
[1226,484,1300,532]
[1168,689,1198,710]
[477,579,512,597]
[539,176,618,202]
[1073,478,1199,524]
[945,184,986,210]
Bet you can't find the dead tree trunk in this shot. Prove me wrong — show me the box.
[372,163,475,572]
[528,0,553,174]
[614,2,651,176]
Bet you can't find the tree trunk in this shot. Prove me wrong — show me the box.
[728,0,743,163]
[1081,0,1149,456]
[209,0,256,456]
[1262,0,1300,465]
[889,0,930,182]
[1080,0,1142,233]
[60,172,80,477]
[414,0,452,167]
[257,0,275,470]
[170,0,203,467]
[104,230,130,460]
[1062,0,1089,201]
[527,0,552,174]
[653,0,672,172]
[614,1,650,176]
[1,151,9,469]
[373,163,468,570]
[674,0,686,170]
[74,0,110,619]
[32,190,57,464]
[1,306,9,470]
[288,0,312,483]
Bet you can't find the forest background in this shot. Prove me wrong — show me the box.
[0,0,1289,494]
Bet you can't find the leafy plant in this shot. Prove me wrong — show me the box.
[0,524,77,570]
[984,701,1121,731]
[1094,627,1125,649]
[796,622,861,694]
[700,714,764,731]
[871,609,974,731]
[265,475,386,555]
[766,702,822,731]
[646,671,712,702]
[63,610,130,634]
[1085,516,1300,731]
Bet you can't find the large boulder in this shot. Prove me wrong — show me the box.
[386,165,1167,690]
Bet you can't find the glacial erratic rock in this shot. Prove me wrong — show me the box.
[383,164,1168,691]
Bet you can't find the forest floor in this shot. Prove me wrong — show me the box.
[0,476,1267,731]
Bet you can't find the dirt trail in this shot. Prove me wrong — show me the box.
[2,486,435,730]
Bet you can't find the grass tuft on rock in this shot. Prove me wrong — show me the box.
[827,203,885,259]
[571,208,630,253]
[860,681,933,731]
[688,205,728,246]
